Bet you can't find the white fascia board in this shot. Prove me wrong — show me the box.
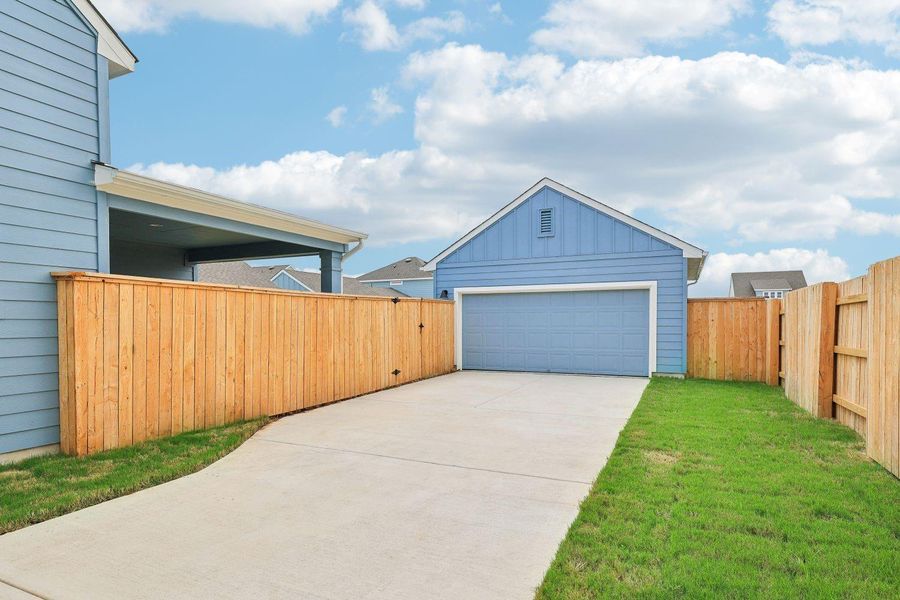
[423,178,707,271]
[71,0,137,77]
[452,281,658,375]
[94,164,367,245]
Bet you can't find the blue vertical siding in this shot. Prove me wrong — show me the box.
[364,279,432,298]
[272,271,310,291]
[0,0,102,453]
[434,186,689,374]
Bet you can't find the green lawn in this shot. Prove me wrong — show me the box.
[537,378,900,599]
[0,419,266,534]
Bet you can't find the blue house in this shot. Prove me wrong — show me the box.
[423,179,706,377]
[357,257,433,298]
[0,0,365,461]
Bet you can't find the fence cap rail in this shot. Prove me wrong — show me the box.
[51,271,452,304]
[687,297,769,302]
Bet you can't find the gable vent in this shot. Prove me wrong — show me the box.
[538,208,554,237]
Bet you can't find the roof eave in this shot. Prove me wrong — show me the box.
[71,0,138,77]
[94,164,367,246]
[423,178,707,272]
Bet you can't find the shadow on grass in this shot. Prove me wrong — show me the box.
[0,418,268,534]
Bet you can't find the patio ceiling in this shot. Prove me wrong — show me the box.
[98,164,366,264]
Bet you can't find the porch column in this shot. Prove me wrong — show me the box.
[320,250,342,293]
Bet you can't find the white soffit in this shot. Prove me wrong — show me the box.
[71,0,137,77]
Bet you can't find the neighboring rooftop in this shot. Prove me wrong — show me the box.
[196,262,406,297]
[730,271,808,297]
[358,257,432,282]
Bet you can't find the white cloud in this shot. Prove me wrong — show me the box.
[326,105,348,127]
[404,11,465,44]
[769,1,900,56]
[532,0,750,57]
[129,47,900,253]
[91,0,340,34]
[404,46,900,242]
[692,248,851,296]
[130,150,475,245]
[342,1,464,51]
[369,86,404,122]
[389,0,427,8]
[343,1,401,50]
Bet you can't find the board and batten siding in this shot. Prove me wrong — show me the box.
[0,0,103,454]
[365,279,433,298]
[272,271,311,292]
[434,186,688,374]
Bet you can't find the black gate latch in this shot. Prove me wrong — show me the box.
[392,369,401,376]
[391,297,400,304]
[418,322,425,330]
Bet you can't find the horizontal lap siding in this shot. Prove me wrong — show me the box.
[0,0,99,454]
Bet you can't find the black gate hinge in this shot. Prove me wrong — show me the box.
[392,369,401,376]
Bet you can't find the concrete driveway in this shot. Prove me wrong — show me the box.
[0,371,646,600]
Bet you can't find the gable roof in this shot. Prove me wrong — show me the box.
[70,0,138,77]
[358,257,432,282]
[750,278,791,291]
[198,261,280,288]
[422,178,707,280]
[730,270,807,297]
[196,262,407,297]
[281,268,407,297]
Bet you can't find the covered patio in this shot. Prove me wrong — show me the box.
[94,164,365,291]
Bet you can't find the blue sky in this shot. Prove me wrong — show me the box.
[96,0,900,294]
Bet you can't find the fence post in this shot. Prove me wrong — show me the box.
[816,283,838,418]
[866,256,899,477]
[765,299,781,386]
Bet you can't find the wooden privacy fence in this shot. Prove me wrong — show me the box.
[54,272,455,457]
[686,298,781,385]
[687,255,899,478]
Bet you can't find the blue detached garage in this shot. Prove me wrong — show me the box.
[423,179,707,377]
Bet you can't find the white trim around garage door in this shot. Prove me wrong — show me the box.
[453,281,658,375]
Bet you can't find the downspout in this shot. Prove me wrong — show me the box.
[341,239,365,264]
[338,239,365,294]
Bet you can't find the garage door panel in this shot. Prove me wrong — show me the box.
[549,332,571,348]
[462,289,650,376]
[597,355,623,373]
[622,311,647,328]
[572,332,594,349]
[622,333,647,350]
[622,355,647,374]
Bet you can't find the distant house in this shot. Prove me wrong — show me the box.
[198,262,406,298]
[358,257,434,298]
[729,271,807,299]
